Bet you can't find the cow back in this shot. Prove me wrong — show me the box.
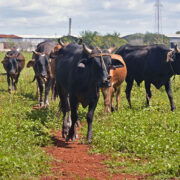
[110,54,127,87]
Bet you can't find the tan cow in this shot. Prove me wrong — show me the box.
[101,54,127,113]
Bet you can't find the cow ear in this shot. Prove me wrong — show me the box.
[175,44,180,52]
[78,58,89,68]
[1,60,5,64]
[27,60,35,68]
[110,59,124,69]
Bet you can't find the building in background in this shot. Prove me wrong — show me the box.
[0,34,59,51]
[166,34,180,48]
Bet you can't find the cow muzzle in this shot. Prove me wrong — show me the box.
[9,70,18,76]
[99,76,111,88]
[40,75,48,83]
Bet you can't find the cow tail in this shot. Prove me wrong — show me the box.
[31,75,36,83]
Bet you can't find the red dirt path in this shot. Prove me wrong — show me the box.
[41,130,143,180]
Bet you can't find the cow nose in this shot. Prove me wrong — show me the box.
[41,73,47,78]
[101,78,111,87]
[9,70,16,75]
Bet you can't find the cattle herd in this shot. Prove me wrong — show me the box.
[1,39,180,143]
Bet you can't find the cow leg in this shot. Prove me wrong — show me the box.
[110,87,115,112]
[36,81,39,100]
[7,73,11,92]
[44,79,52,107]
[102,88,110,113]
[51,79,55,101]
[57,86,71,139]
[66,95,78,142]
[14,74,20,91]
[37,78,43,106]
[125,77,134,108]
[86,99,98,143]
[11,77,15,91]
[51,78,56,101]
[115,85,121,111]
[145,81,152,106]
[165,79,176,111]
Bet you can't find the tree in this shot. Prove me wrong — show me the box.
[123,32,170,47]
[80,31,127,50]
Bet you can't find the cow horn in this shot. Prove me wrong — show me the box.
[58,38,65,47]
[33,50,38,55]
[83,44,92,54]
[107,47,115,53]
[5,54,11,58]
[175,44,180,52]
[33,50,43,56]
[5,54,18,58]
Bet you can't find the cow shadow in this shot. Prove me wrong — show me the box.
[19,92,37,101]
[25,107,51,127]
[0,89,8,93]
[51,136,72,148]
[25,107,73,148]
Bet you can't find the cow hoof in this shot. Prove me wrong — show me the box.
[111,107,115,112]
[72,137,75,142]
[39,102,44,107]
[87,139,92,144]
[65,136,70,142]
[75,134,79,139]
[44,104,49,108]
[87,135,92,144]
[76,120,81,127]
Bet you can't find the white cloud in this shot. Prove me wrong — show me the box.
[103,1,112,9]
[0,0,179,36]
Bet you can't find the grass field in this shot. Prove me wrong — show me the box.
[0,52,179,179]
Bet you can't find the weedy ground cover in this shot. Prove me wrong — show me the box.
[81,76,180,179]
[0,52,60,179]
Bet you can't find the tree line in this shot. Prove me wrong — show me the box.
[61,31,171,50]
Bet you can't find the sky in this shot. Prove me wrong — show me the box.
[0,0,179,37]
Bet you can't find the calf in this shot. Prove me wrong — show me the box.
[101,54,127,113]
[1,50,25,92]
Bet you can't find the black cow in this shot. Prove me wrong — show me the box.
[116,44,180,111]
[55,42,124,143]
[1,50,25,92]
[27,40,58,107]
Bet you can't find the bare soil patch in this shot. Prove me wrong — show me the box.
[41,130,143,180]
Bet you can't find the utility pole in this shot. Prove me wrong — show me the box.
[155,0,163,43]
[68,18,72,36]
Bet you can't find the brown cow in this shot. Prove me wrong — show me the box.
[1,50,25,92]
[101,54,127,113]
[27,40,58,107]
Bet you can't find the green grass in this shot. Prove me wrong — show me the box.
[80,79,180,179]
[0,52,179,179]
[0,52,61,179]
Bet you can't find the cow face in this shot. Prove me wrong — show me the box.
[83,44,124,88]
[2,54,19,76]
[170,45,180,75]
[27,51,51,82]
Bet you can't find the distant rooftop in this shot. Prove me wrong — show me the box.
[0,34,22,39]
[166,34,180,38]
[19,34,61,39]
